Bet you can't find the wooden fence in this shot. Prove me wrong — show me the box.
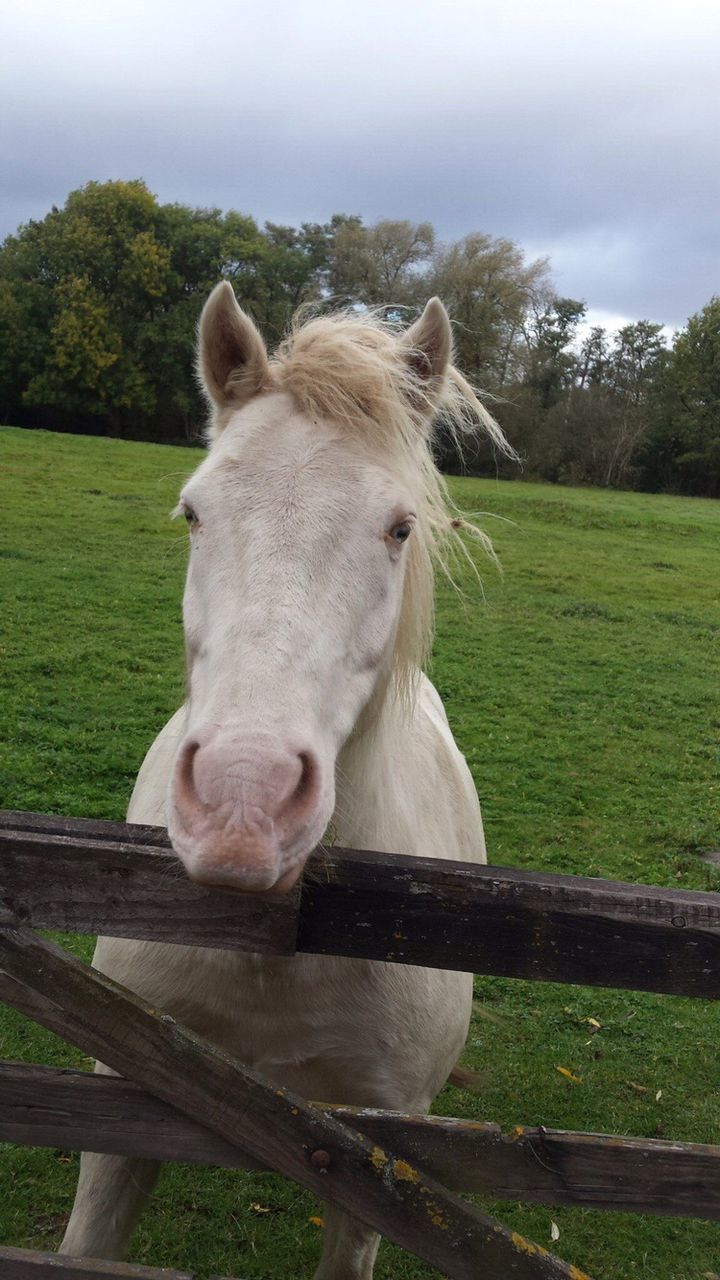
[1,809,720,1280]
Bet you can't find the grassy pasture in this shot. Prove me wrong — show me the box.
[1,423,720,1280]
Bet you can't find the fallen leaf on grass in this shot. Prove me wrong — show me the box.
[309,1216,325,1228]
[556,1066,583,1084]
[250,1203,271,1214]
[550,1221,560,1241]
[627,1081,648,1095]
[655,1089,663,1102]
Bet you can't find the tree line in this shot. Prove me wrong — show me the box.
[1,179,717,496]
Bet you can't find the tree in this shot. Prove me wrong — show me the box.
[0,182,312,439]
[600,321,668,487]
[577,326,609,389]
[525,297,587,409]
[328,219,434,306]
[430,234,551,389]
[0,181,174,432]
[664,299,720,495]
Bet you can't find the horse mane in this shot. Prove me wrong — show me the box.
[248,308,515,699]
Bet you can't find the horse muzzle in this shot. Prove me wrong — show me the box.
[167,724,327,893]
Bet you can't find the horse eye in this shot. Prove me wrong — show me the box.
[184,507,198,526]
[391,521,413,543]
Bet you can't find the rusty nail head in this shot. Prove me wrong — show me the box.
[310,1149,332,1171]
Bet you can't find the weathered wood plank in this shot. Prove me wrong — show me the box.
[0,921,591,1280]
[0,812,170,847]
[1,1062,719,1220]
[298,847,720,999]
[0,1245,197,1278]
[0,822,299,955]
[2,810,720,999]
[0,1061,264,1172]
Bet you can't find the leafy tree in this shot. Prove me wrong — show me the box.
[0,182,315,438]
[596,321,668,487]
[430,234,551,389]
[665,298,720,495]
[328,218,434,306]
[577,326,610,389]
[525,297,587,409]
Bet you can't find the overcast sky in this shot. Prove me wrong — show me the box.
[2,0,718,334]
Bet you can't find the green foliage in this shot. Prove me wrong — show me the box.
[328,217,435,304]
[664,297,720,495]
[0,182,328,440]
[430,233,551,388]
[1,182,719,495]
[1,427,720,1278]
[526,297,588,408]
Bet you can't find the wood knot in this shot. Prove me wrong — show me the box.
[310,1149,332,1172]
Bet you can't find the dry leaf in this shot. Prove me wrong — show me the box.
[556,1066,583,1084]
[585,1017,601,1029]
[627,1080,648,1095]
[309,1216,325,1228]
[550,1221,560,1242]
[250,1203,271,1214]
[655,1089,663,1102]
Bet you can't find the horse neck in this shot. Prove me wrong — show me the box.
[333,674,416,854]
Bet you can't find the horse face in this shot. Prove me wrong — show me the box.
[167,284,453,893]
[168,395,417,893]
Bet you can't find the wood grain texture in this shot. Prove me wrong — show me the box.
[1,1063,718,1219]
[0,818,299,955]
[2,810,720,998]
[0,1245,198,1278]
[0,922,590,1280]
[297,846,720,998]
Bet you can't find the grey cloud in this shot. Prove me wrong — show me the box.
[1,0,718,329]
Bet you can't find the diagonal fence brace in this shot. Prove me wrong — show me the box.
[0,917,591,1280]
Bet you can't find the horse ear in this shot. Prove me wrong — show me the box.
[401,297,453,394]
[198,282,269,412]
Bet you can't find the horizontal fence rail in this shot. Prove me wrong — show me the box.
[0,1245,239,1279]
[2,1062,719,1220]
[2,810,720,999]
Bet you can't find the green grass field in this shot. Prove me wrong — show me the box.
[1,424,720,1280]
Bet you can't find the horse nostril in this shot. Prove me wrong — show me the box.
[175,737,203,815]
[281,750,318,824]
[296,752,313,799]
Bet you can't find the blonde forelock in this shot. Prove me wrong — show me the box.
[259,309,514,701]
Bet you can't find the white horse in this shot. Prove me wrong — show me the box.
[61,284,511,1279]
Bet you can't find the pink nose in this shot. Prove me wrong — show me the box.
[168,726,320,891]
